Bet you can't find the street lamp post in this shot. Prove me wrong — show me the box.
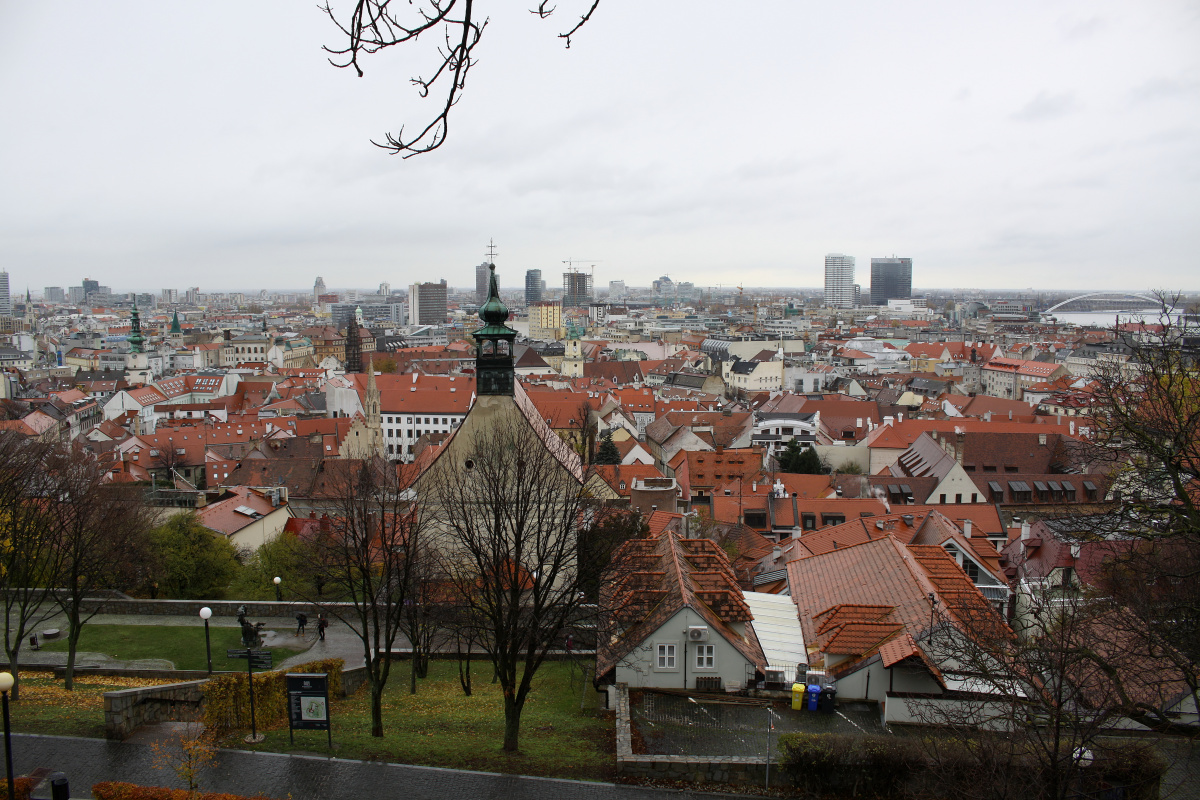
[199,607,213,674]
[273,576,282,602]
[1,671,14,800]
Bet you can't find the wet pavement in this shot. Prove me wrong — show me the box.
[13,734,747,800]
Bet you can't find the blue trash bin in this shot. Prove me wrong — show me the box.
[806,683,821,711]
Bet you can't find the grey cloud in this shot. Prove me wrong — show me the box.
[1058,16,1105,40]
[1129,77,1200,104]
[1012,91,1078,122]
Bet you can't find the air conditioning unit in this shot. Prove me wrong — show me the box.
[687,625,709,642]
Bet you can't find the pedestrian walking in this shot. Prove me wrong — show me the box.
[296,611,308,636]
[317,614,328,642]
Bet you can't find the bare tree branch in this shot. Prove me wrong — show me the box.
[323,0,600,156]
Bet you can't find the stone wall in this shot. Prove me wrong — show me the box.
[613,683,776,787]
[78,598,354,619]
[105,680,207,740]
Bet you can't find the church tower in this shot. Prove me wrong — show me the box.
[473,263,516,396]
[128,303,145,354]
[169,309,183,347]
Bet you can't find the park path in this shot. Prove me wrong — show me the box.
[19,611,371,671]
[13,734,742,800]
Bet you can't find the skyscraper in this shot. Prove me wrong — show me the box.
[475,262,491,304]
[314,276,326,299]
[0,272,9,316]
[82,278,99,299]
[824,254,855,309]
[409,280,448,325]
[524,269,543,305]
[870,258,913,306]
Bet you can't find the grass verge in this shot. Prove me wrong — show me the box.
[36,624,308,671]
[229,659,615,781]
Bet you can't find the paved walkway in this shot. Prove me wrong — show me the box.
[13,734,741,800]
[18,612,370,671]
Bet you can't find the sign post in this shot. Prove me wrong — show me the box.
[286,673,332,748]
[226,648,272,742]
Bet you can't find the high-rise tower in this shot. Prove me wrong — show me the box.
[525,269,543,305]
[869,258,913,306]
[824,254,855,309]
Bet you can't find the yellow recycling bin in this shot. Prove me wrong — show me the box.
[791,683,806,710]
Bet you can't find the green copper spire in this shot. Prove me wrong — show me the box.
[475,264,515,337]
[472,263,517,396]
[128,303,145,354]
[170,309,182,334]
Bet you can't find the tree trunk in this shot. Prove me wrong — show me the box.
[64,611,83,691]
[458,648,472,697]
[3,648,20,702]
[410,658,417,695]
[370,680,384,737]
[502,692,524,753]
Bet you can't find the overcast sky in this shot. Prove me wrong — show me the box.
[2,1,1198,296]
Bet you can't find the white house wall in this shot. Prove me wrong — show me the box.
[614,608,753,692]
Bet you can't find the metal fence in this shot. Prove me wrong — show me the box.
[632,691,782,758]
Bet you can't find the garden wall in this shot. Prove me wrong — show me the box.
[613,683,773,786]
[104,680,206,740]
[77,598,352,619]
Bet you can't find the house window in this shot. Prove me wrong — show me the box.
[695,645,715,669]
[657,644,676,669]
[939,494,947,504]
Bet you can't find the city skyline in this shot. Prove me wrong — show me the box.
[2,2,1198,292]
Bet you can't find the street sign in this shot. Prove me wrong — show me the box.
[226,649,249,659]
[250,652,273,670]
[287,672,332,747]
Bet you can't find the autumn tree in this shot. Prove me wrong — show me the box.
[148,514,243,600]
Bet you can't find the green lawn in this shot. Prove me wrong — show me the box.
[234,659,615,781]
[37,624,308,671]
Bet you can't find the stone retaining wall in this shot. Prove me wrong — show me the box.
[613,683,775,786]
[105,680,207,740]
[78,598,354,619]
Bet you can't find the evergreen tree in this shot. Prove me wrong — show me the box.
[778,439,827,474]
[594,430,621,465]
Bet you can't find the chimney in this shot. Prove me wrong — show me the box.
[772,545,783,561]
[791,527,802,540]
[1021,522,1032,540]
[1070,420,1075,436]
[1008,410,1013,420]
[963,519,972,538]
[956,428,965,465]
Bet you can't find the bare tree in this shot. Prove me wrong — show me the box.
[422,410,594,752]
[321,0,601,156]
[1067,293,1200,725]
[0,434,63,701]
[46,445,154,690]
[307,458,429,736]
[912,584,1173,800]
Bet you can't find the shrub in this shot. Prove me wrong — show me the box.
[777,732,921,797]
[203,658,344,735]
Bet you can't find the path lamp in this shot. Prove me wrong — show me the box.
[1,671,14,800]
[273,576,282,602]
[199,607,213,674]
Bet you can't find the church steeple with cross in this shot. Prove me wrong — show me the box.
[473,263,516,396]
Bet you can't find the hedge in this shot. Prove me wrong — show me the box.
[93,783,281,800]
[203,657,344,735]
[777,732,1168,800]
